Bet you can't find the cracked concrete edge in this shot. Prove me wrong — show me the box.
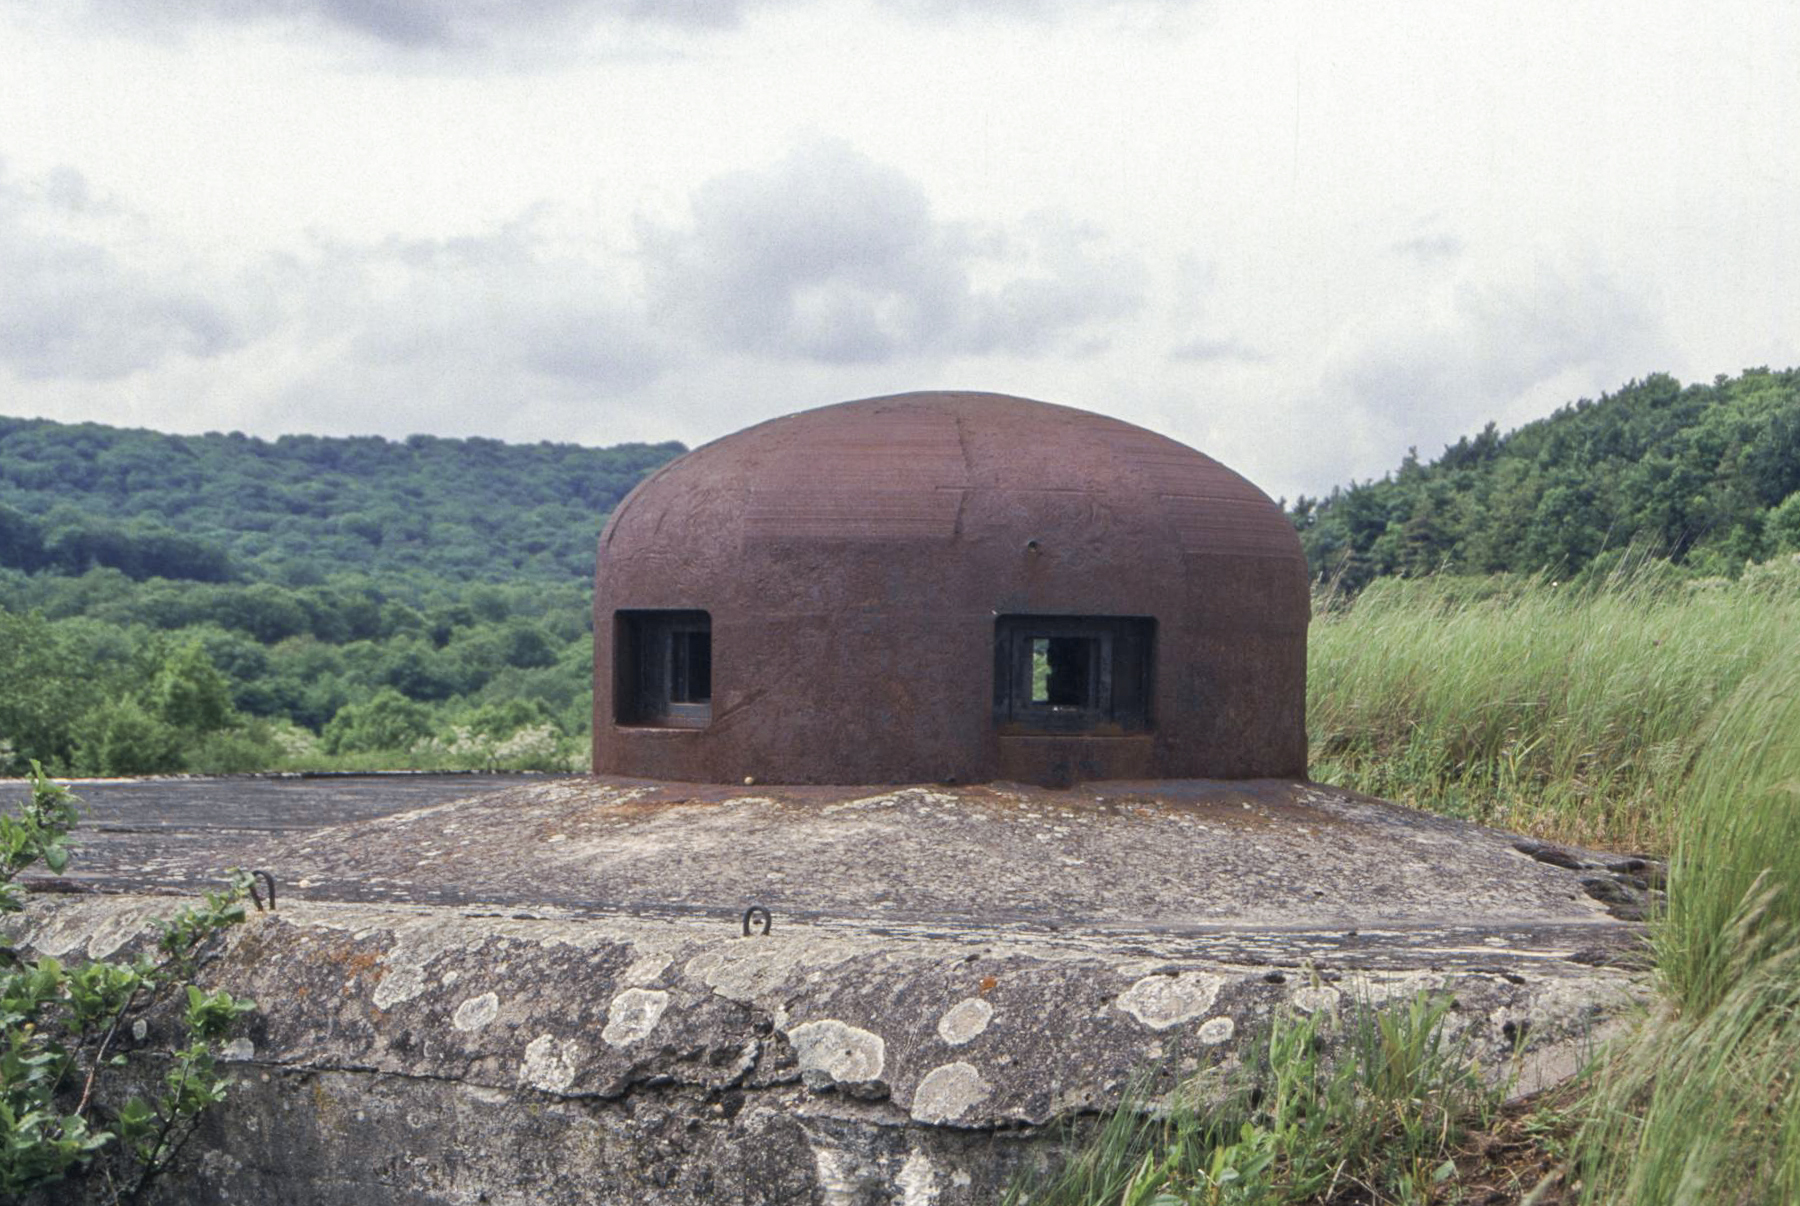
[9,895,1647,1129]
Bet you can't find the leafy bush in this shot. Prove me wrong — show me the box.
[320,688,435,755]
[0,767,256,1200]
[0,609,107,774]
[71,700,184,777]
[1769,494,1800,552]
[182,724,286,775]
[143,641,234,735]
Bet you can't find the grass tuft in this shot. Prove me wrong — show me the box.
[1008,991,1496,1206]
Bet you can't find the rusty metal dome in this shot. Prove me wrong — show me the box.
[593,391,1308,787]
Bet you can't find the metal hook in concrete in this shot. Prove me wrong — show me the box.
[249,869,277,912]
[741,905,771,936]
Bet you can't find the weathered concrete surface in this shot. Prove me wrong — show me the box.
[7,777,1655,1204]
[251,778,1657,941]
[4,773,562,893]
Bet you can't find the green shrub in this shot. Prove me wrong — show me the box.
[0,609,107,773]
[183,723,285,775]
[144,640,235,734]
[0,767,256,1199]
[320,687,434,755]
[71,700,183,777]
[1768,494,1800,552]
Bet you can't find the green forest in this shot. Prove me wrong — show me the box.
[2,365,1798,779]
[0,418,683,776]
[1290,366,1800,587]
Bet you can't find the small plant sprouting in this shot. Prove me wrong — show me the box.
[0,764,258,1203]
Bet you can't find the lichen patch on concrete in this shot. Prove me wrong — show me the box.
[1197,1016,1236,1045]
[451,991,500,1032]
[936,998,994,1046]
[600,987,670,1047]
[1291,985,1342,1014]
[622,952,672,986]
[1117,971,1224,1030]
[788,1019,887,1090]
[911,1062,990,1124]
[687,935,875,1005]
[519,1034,582,1092]
[82,904,166,960]
[897,1149,941,1205]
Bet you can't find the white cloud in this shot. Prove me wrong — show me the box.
[1,0,1794,499]
[0,138,1144,446]
[328,228,663,389]
[248,221,668,438]
[1169,336,1265,364]
[0,164,243,381]
[73,0,754,47]
[1296,251,1673,485]
[1324,256,1666,424]
[641,138,1143,364]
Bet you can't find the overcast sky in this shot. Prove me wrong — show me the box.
[2,1,1794,501]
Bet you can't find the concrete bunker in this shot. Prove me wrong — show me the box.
[15,401,1657,1206]
[594,390,1309,786]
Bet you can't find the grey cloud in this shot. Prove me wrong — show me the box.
[1169,336,1266,364]
[960,216,1144,355]
[1310,256,1671,483]
[72,0,758,47]
[253,225,670,439]
[321,229,666,390]
[53,0,1195,50]
[883,0,1207,16]
[0,166,243,381]
[643,139,1143,364]
[1391,233,1464,263]
[1167,254,1264,364]
[1327,262,1661,420]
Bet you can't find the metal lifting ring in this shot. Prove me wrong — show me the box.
[741,905,771,936]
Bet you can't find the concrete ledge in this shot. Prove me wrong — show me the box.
[7,777,1655,1203]
[12,895,1641,1204]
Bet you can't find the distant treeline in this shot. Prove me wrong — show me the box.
[0,567,598,777]
[1291,367,1800,588]
[0,418,685,584]
[0,418,685,776]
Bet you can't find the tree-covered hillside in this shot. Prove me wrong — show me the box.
[1291,367,1800,588]
[0,417,684,585]
[0,417,683,777]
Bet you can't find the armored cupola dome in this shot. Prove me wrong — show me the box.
[593,391,1308,787]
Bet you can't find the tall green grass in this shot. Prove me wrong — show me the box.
[1307,558,1800,852]
[1310,559,1800,1204]
[1570,643,1800,1204]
